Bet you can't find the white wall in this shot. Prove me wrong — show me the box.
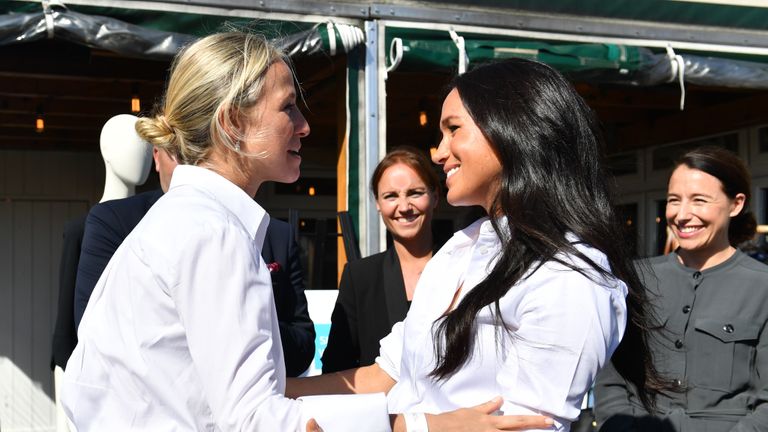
[0,150,103,431]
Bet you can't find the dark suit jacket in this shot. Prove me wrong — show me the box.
[73,190,163,328]
[51,214,86,370]
[321,248,410,373]
[261,219,316,376]
[67,190,314,376]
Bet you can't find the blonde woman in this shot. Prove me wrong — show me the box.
[61,32,550,432]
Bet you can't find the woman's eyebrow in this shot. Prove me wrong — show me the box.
[440,115,460,127]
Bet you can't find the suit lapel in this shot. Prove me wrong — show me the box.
[382,248,409,327]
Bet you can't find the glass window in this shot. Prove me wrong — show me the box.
[296,217,339,290]
[274,177,336,197]
[606,152,638,177]
[759,127,768,154]
[652,133,738,171]
[615,203,639,257]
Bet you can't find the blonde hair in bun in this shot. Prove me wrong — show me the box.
[135,31,287,167]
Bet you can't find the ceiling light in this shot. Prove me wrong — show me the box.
[131,83,141,114]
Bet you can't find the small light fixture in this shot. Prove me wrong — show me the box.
[131,83,141,114]
[655,217,661,224]
[418,98,429,127]
[308,186,316,196]
[35,106,44,133]
[131,96,141,114]
[418,110,428,127]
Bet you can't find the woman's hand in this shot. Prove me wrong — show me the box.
[306,418,323,432]
[424,397,554,431]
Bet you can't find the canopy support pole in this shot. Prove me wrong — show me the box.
[361,19,387,256]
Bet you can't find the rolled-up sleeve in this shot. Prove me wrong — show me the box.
[376,320,405,382]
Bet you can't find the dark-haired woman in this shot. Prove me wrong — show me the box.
[322,147,439,373]
[595,147,768,432]
[289,57,664,432]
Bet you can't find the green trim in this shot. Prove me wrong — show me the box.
[347,47,362,237]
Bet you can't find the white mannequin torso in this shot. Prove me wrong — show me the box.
[99,114,153,202]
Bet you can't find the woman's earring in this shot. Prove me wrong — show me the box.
[234,141,240,152]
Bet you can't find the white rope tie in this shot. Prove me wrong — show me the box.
[449,29,468,75]
[386,37,403,75]
[42,0,55,39]
[332,23,365,53]
[326,22,337,56]
[666,44,686,111]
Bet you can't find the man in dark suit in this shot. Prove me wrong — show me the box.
[73,189,163,329]
[255,217,316,376]
[51,214,87,371]
[64,148,315,376]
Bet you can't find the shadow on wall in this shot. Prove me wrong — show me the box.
[0,356,56,431]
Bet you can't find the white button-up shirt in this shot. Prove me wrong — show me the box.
[63,165,389,431]
[377,217,627,432]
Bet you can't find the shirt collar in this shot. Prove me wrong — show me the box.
[169,165,269,246]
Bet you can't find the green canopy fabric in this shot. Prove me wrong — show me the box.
[385,28,645,73]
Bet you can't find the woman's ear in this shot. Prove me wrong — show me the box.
[217,104,243,144]
[730,193,746,217]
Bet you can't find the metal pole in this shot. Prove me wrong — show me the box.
[363,19,381,256]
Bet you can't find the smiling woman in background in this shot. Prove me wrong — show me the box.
[595,146,768,432]
[322,147,440,373]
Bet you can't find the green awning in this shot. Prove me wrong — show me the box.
[384,27,768,89]
[385,27,646,73]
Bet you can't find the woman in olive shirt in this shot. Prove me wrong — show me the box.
[595,146,768,432]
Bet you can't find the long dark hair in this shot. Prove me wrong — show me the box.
[675,146,756,246]
[429,58,665,410]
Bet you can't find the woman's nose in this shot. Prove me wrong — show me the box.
[396,197,412,211]
[432,140,448,165]
[295,110,310,138]
[676,202,692,221]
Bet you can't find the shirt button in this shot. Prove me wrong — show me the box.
[675,379,683,387]
[693,271,702,280]
[682,305,691,314]
[723,324,734,333]
[674,339,684,349]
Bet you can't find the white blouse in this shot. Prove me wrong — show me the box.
[62,165,389,432]
[377,217,627,432]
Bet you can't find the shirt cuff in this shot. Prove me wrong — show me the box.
[298,393,391,432]
[403,412,429,432]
